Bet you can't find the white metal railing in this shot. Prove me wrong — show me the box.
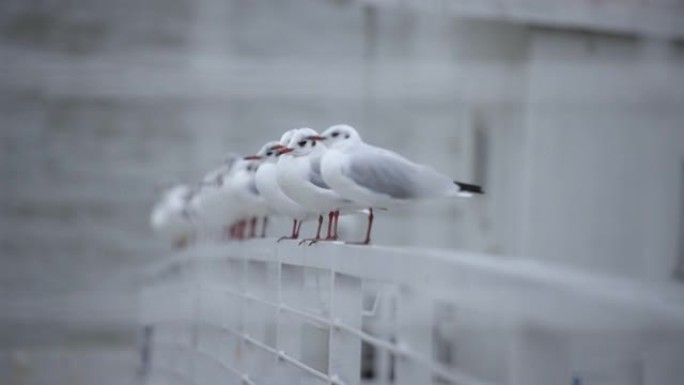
[139,240,684,385]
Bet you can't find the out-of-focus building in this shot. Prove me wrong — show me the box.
[344,0,684,284]
[1,0,684,299]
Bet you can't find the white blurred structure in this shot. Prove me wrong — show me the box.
[3,0,684,294]
[3,0,684,382]
[339,0,684,282]
[150,184,195,249]
[139,240,684,385]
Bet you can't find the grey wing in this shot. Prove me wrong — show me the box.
[309,156,331,189]
[347,152,417,199]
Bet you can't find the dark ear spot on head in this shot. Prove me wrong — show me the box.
[345,134,350,139]
[312,141,316,147]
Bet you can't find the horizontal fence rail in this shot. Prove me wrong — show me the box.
[139,240,684,385]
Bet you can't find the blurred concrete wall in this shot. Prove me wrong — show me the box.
[522,32,684,281]
[1,0,684,299]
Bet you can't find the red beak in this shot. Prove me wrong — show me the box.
[307,135,326,141]
[243,155,261,160]
[277,147,294,155]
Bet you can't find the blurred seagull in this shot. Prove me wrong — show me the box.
[150,183,195,249]
[188,154,240,240]
[229,157,272,238]
[315,124,484,245]
[248,131,317,241]
[276,128,361,244]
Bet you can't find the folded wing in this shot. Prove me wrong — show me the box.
[345,147,455,200]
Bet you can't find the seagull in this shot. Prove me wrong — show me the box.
[248,133,317,241]
[150,183,195,249]
[276,128,362,244]
[314,124,484,245]
[227,157,272,239]
[188,154,240,240]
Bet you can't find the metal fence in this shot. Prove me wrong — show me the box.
[139,241,684,385]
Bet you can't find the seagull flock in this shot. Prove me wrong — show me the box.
[150,124,484,249]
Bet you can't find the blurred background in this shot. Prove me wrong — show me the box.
[1,0,683,383]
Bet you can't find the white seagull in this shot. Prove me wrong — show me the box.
[248,132,316,241]
[276,128,361,244]
[150,183,195,249]
[228,157,272,239]
[188,154,240,240]
[315,124,484,244]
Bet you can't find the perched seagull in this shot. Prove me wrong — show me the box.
[315,124,484,244]
[249,134,316,241]
[227,157,272,238]
[276,128,361,244]
[150,183,195,249]
[188,154,240,240]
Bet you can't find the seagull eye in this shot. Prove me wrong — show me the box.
[312,141,316,147]
[298,140,306,147]
[266,151,273,156]
[331,132,339,138]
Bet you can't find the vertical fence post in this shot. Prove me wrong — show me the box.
[278,262,305,383]
[396,286,433,385]
[329,272,363,385]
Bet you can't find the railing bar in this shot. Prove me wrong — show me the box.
[247,338,336,384]
[244,293,278,309]
[240,328,333,383]
[196,319,334,384]
[334,322,396,352]
[194,347,255,385]
[190,302,493,385]
[280,304,488,385]
[144,243,684,322]
[280,303,333,327]
[243,334,278,355]
[410,350,496,385]
[203,285,281,311]
[280,351,335,383]
[241,331,331,383]
[150,313,494,384]
[154,335,255,385]
[333,320,497,385]
[198,319,242,337]
[204,286,332,328]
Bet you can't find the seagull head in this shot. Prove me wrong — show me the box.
[200,164,231,188]
[154,179,181,195]
[223,152,241,168]
[247,141,283,163]
[279,128,299,147]
[278,128,322,157]
[233,157,260,174]
[317,124,362,148]
[157,184,190,205]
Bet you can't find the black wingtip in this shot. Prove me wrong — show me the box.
[454,181,484,194]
